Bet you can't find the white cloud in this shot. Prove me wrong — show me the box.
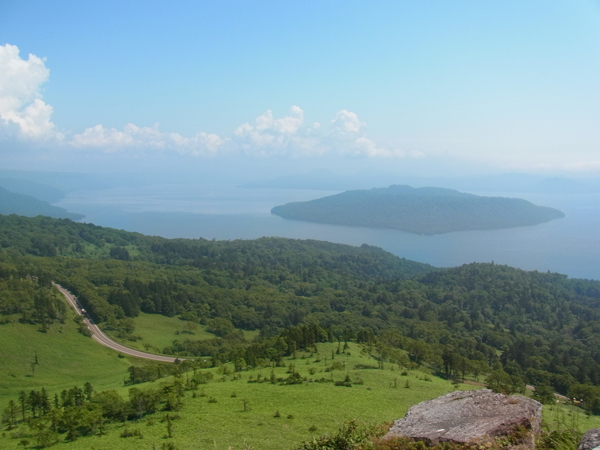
[69,106,415,159]
[168,131,227,156]
[330,110,365,136]
[232,106,327,157]
[71,122,227,156]
[70,124,136,150]
[255,105,304,133]
[0,44,62,141]
[228,106,418,159]
[0,44,415,160]
[327,109,414,158]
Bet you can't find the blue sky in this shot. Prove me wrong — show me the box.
[1,0,600,178]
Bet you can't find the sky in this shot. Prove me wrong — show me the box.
[1,0,600,180]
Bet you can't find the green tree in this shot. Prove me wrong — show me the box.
[532,385,556,404]
[83,382,94,401]
[486,369,525,395]
[2,400,18,429]
[19,391,28,421]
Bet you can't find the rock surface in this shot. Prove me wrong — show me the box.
[578,428,600,450]
[385,390,542,447]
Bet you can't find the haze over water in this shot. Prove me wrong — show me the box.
[3,3,600,281]
[56,184,600,281]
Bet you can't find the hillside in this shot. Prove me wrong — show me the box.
[2,214,600,447]
[0,187,84,220]
[0,177,66,203]
[1,214,600,399]
[271,185,565,234]
[0,335,486,450]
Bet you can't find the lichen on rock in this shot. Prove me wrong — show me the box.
[577,428,600,450]
[385,390,542,449]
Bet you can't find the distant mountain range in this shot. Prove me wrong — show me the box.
[242,170,600,194]
[271,185,565,235]
[0,187,84,220]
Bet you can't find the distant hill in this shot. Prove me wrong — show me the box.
[0,187,84,220]
[241,170,600,194]
[239,169,374,191]
[0,177,67,203]
[271,185,565,234]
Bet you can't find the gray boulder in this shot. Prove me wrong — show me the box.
[385,390,542,447]
[578,429,600,450]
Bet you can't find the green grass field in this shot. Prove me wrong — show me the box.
[2,338,599,450]
[105,312,260,354]
[104,312,217,354]
[0,341,461,449]
[3,308,600,450]
[0,309,133,402]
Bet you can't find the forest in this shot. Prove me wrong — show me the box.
[2,213,600,415]
[271,185,565,234]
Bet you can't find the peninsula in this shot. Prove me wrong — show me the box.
[0,186,84,220]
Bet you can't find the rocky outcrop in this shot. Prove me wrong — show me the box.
[385,390,542,448]
[578,429,600,450]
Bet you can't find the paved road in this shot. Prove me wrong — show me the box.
[53,283,186,363]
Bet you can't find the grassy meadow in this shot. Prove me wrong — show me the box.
[2,338,599,449]
[0,307,132,401]
[103,312,217,354]
[2,309,600,450]
[0,339,466,449]
[104,312,260,354]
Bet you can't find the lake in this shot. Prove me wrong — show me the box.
[56,184,600,280]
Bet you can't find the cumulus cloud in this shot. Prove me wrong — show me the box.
[61,104,415,159]
[327,109,413,158]
[0,43,415,160]
[72,105,324,158]
[71,123,227,156]
[232,106,327,157]
[168,130,226,156]
[0,44,62,141]
[228,106,418,159]
[330,110,365,137]
[70,124,136,150]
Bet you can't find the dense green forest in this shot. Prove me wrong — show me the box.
[2,213,600,414]
[271,185,565,234]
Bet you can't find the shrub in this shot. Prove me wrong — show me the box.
[298,419,369,450]
[120,427,143,438]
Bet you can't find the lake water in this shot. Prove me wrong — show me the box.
[56,184,600,281]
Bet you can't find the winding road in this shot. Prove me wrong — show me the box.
[53,282,186,362]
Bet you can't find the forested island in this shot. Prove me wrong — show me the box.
[271,185,565,234]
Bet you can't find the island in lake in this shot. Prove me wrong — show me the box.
[271,185,565,235]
